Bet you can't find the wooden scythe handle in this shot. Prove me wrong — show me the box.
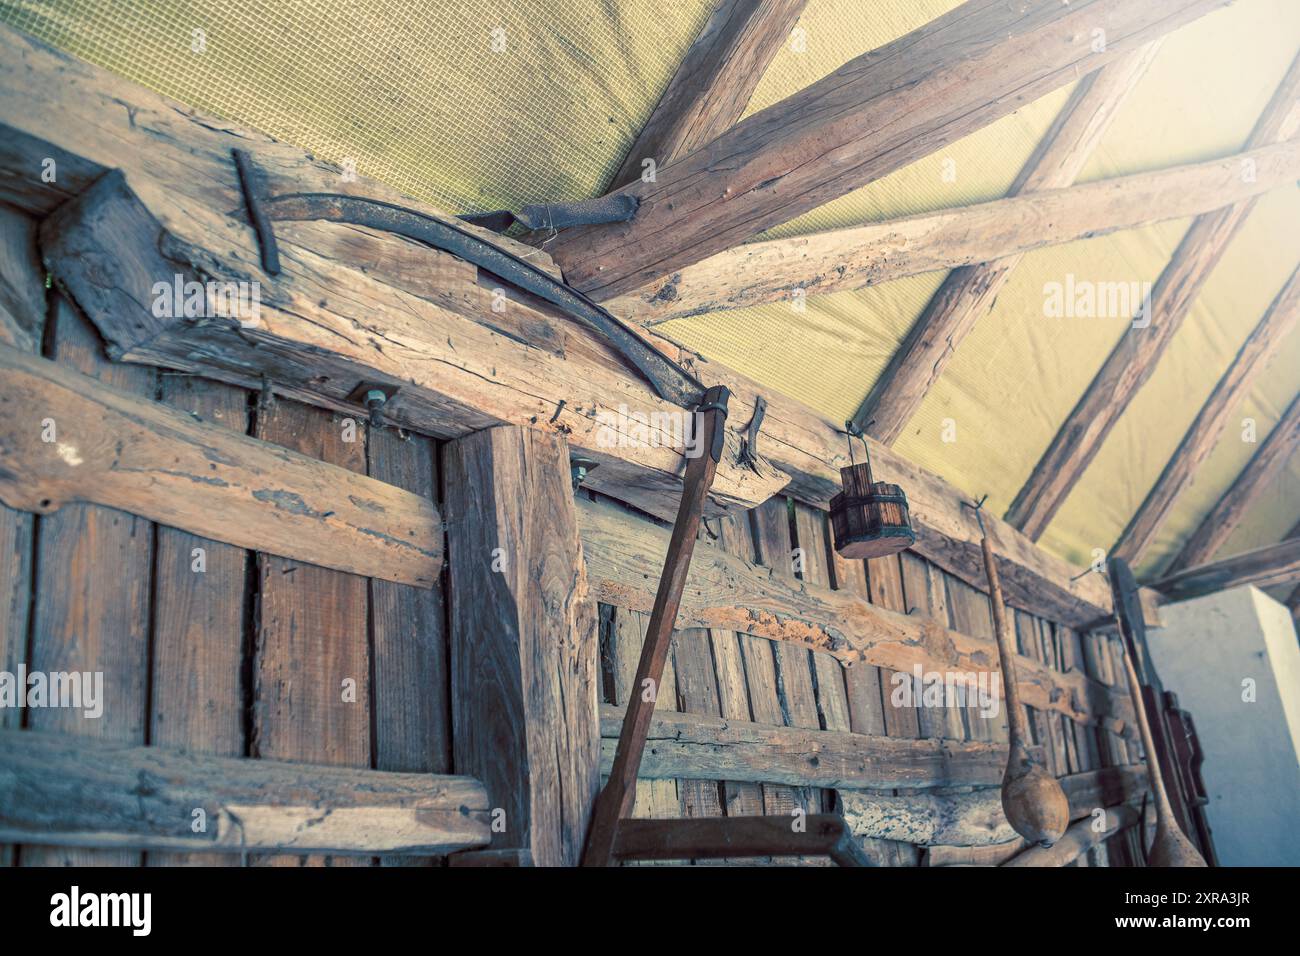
[582,387,729,866]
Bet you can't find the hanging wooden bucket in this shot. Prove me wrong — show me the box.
[829,461,916,560]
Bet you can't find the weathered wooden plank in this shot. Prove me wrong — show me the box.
[600,705,1009,790]
[1150,537,1300,602]
[251,399,371,867]
[0,202,44,351]
[706,515,765,821]
[792,505,853,738]
[840,765,1144,846]
[1006,50,1300,540]
[0,729,489,855]
[614,815,870,865]
[147,375,249,867]
[927,839,1027,867]
[0,343,442,587]
[367,428,450,774]
[1166,393,1300,573]
[851,45,1160,443]
[609,0,809,191]
[1003,804,1140,867]
[751,497,820,822]
[550,0,1229,299]
[444,426,599,867]
[579,495,1136,734]
[902,555,968,741]
[618,142,1300,326]
[19,295,154,868]
[0,202,43,868]
[605,603,681,828]
[1115,266,1300,563]
[671,626,726,820]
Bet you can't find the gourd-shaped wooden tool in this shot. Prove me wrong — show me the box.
[971,498,1069,847]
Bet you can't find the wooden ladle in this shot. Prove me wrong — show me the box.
[971,499,1069,847]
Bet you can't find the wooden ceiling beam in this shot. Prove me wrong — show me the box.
[610,137,1300,327]
[852,46,1159,444]
[1005,51,1300,540]
[1149,536,1300,603]
[1113,265,1300,564]
[548,0,1230,301]
[608,0,808,191]
[1165,392,1300,573]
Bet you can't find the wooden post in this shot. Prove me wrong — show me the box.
[443,425,599,867]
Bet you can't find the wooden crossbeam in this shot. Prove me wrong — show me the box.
[1150,536,1300,603]
[0,343,442,587]
[548,0,1228,300]
[840,765,1146,847]
[851,46,1160,444]
[1005,51,1300,540]
[598,704,1012,790]
[1166,392,1300,573]
[1114,265,1300,563]
[0,729,490,855]
[612,135,1297,329]
[612,815,872,866]
[579,496,1138,735]
[608,0,808,191]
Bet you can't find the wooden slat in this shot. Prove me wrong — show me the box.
[1115,265,1300,563]
[791,505,852,743]
[147,376,249,867]
[0,729,489,855]
[579,495,1137,734]
[0,203,44,868]
[600,705,1009,790]
[751,498,820,828]
[1165,393,1300,573]
[444,426,599,867]
[19,296,154,868]
[1150,536,1300,602]
[1006,51,1300,540]
[852,45,1159,444]
[550,0,1228,300]
[671,626,726,820]
[0,343,442,587]
[251,400,370,867]
[608,0,808,191]
[618,149,1300,327]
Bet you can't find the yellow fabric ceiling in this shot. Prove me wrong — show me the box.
[2,0,1296,586]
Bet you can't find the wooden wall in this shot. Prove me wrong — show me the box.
[0,196,1143,867]
[593,491,1144,866]
[0,202,450,867]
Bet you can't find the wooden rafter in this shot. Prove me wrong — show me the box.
[852,46,1159,444]
[612,140,1299,327]
[549,0,1229,301]
[1166,392,1300,573]
[1113,264,1300,564]
[1149,536,1300,603]
[608,0,808,191]
[1005,51,1300,540]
